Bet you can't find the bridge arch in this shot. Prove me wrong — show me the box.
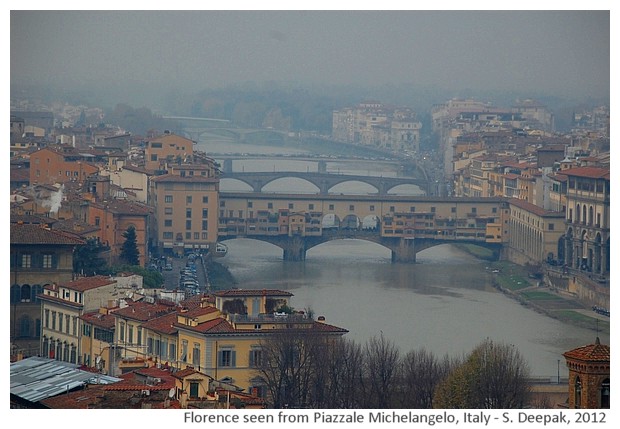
[262,177,320,194]
[328,180,379,195]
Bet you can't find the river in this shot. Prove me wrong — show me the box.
[199,138,607,379]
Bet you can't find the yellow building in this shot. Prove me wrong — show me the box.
[106,290,348,396]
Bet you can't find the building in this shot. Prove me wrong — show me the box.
[39,276,119,364]
[149,169,220,257]
[144,131,194,171]
[28,146,99,186]
[563,338,610,408]
[562,166,610,277]
[507,198,566,265]
[10,223,85,358]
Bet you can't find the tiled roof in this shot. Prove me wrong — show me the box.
[508,198,564,217]
[175,317,235,334]
[141,312,179,335]
[563,338,610,362]
[214,289,294,298]
[562,166,610,180]
[80,311,116,329]
[91,199,152,215]
[113,301,177,322]
[57,275,117,292]
[103,367,176,392]
[11,223,85,245]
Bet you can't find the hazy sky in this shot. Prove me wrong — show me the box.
[10,9,611,100]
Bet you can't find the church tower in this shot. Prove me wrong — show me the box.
[563,337,610,408]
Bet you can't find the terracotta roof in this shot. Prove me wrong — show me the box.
[80,311,116,329]
[104,367,176,392]
[562,166,610,180]
[172,367,211,380]
[121,164,151,175]
[113,301,177,322]
[52,218,100,236]
[56,275,117,292]
[10,213,55,225]
[214,289,293,298]
[563,338,610,362]
[91,199,152,215]
[175,317,235,334]
[508,198,564,217]
[11,223,85,245]
[141,312,179,335]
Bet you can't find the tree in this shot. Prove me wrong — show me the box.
[73,237,109,276]
[119,225,140,266]
[433,339,531,409]
[360,333,401,408]
[397,348,454,409]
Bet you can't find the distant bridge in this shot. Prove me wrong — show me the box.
[162,116,288,142]
[218,192,508,262]
[221,171,430,196]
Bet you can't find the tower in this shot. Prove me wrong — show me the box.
[563,337,610,408]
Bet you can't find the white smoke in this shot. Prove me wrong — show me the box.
[43,184,65,214]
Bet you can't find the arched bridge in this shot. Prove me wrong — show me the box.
[218,192,509,263]
[221,171,430,196]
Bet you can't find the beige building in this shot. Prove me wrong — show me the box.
[507,198,565,265]
[39,276,118,364]
[101,164,151,203]
[144,132,194,171]
[149,167,220,256]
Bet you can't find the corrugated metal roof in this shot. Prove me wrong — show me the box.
[11,357,121,403]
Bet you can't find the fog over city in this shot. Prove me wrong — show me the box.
[11,9,610,108]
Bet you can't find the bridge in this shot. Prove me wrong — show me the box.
[162,115,288,143]
[218,192,509,263]
[221,171,430,196]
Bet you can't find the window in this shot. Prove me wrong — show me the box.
[189,381,199,398]
[165,195,173,203]
[94,216,100,226]
[575,377,582,408]
[128,326,134,344]
[220,200,226,207]
[169,343,176,361]
[165,207,173,215]
[268,203,273,209]
[65,315,70,334]
[548,223,554,231]
[186,208,192,218]
[181,340,188,362]
[44,309,50,328]
[186,196,192,204]
[51,311,56,330]
[150,154,158,161]
[163,232,173,239]
[370,205,375,212]
[186,220,192,230]
[164,219,172,227]
[202,220,208,231]
[309,204,314,210]
[390,206,395,212]
[42,254,53,268]
[451,207,456,213]
[21,254,32,268]
[289,203,294,209]
[202,208,208,218]
[218,349,236,367]
[202,196,209,204]
[194,232,200,239]
[150,142,162,148]
[192,343,201,366]
[349,205,354,211]
[202,232,208,239]
[410,206,415,212]
[431,207,436,213]
[58,313,63,332]
[119,322,125,342]
[185,232,191,240]
[249,349,262,367]
[329,204,334,210]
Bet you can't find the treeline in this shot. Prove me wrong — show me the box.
[253,333,534,409]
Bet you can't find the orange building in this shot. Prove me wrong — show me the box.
[563,338,610,408]
[29,146,99,186]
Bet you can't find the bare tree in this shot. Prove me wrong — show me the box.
[361,333,400,408]
[254,330,322,408]
[397,348,454,409]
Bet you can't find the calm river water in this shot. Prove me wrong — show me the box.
[200,139,607,378]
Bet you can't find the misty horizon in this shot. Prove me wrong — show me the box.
[11,10,610,110]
